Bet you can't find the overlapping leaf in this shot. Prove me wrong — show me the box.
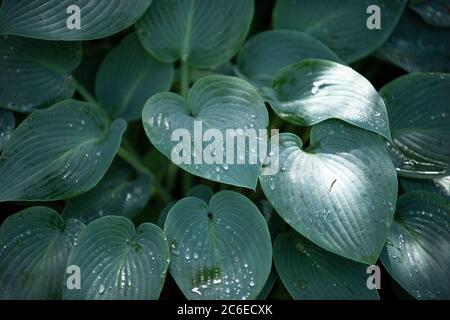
[401,177,450,198]
[0,109,14,151]
[409,0,450,27]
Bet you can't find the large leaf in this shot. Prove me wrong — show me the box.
[0,35,81,112]
[62,159,153,224]
[0,0,153,40]
[135,0,254,68]
[409,0,450,27]
[260,120,398,264]
[0,207,85,299]
[0,108,14,151]
[264,59,391,140]
[164,191,272,300]
[63,216,169,300]
[380,73,450,178]
[381,192,450,299]
[400,177,450,198]
[376,9,450,73]
[95,33,174,121]
[0,99,126,202]
[274,232,379,300]
[142,75,269,189]
[236,30,344,88]
[272,0,407,63]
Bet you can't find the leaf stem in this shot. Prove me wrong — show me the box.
[73,77,97,105]
[180,58,190,97]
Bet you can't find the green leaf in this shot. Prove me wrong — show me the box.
[236,30,344,88]
[0,207,85,299]
[95,33,174,121]
[0,99,126,202]
[62,159,153,224]
[376,9,450,73]
[409,0,450,27]
[164,191,272,300]
[256,267,277,300]
[135,0,254,68]
[400,177,450,198]
[380,191,450,299]
[142,75,269,189]
[0,35,81,112]
[273,0,407,63]
[186,184,214,203]
[260,120,398,264]
[380,73,450,178]
[265,59,391,140]
[0,108,14,151]
[63,216,170,300]
[273,232,379,300]
[0,0,153,40]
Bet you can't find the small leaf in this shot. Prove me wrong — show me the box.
[236,30,344,88]
[273,232,379,300]
[164,191,272,300]
[260,120,398,264]
[63,216,169,300]
[0,35,81,112]
[265,59,391,140]
[273,0,407,63]
[0,108,14,151]
[62,159,153,224]
[380,191,450,300]
[0,207,85,299]
[186,185,214,203]
[0,99,126,202]
[136,0,254,68]
[380,73,450,178]
[400,177,450,198]
[0,0,153,40]
[95,33,174,121]
[409,0,450,27]
[142,75,269,189]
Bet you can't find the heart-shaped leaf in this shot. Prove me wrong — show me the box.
[95,33,174,121]
[164,191,272,300]
[186,184,214,203]
[0,109,14,151]
[0,35,81,112]
[0,207,85,299]
[274,231,379,300]
[62,159,153,224]
[236,30,344,88]
[0,99,126,202]
[400,177,450,198]
[380,73,450,178]
[142,75,269,189]
[63,216,169,300]
[264,59,391,140]
[135,0,254,68]
[380,191,450,299]
[0,0,153,40]
[273,0,407,63]
[409,0,450,27]
[260,120,398,264]
[376,9,450,73]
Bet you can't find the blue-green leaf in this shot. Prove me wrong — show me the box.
[0,207,85,299]
[63,216,169,300]
[186,184,214,203]
[400,177,450,198]
[381,191,450,299]
[0,108,14,151]
[409,0,450,27]
[0,99,126,202]
[164,191,272,300]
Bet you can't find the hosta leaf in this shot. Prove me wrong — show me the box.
[135,0,254,68]
[273,232,379,300]
[380,73,450,178]
[0,207,85,299]
[95,33,174,121]
[164,191,272,300]
[63,216,170,300]
[260,120,398,264]
[0,35,81,112]
[186,184,214,203]
[273,0,407,63]
[409,0,450,27]
[236,30,344,88]
[264,59,391,140]
[376,9,450,73]
[142,75,269,189]
[0,0,153,40]
[62,159,153,224]
[0,99,126,202]
[0,109,14,151]
[257,267,277,300]
[400,177,450,198]
[380,191,450,299]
